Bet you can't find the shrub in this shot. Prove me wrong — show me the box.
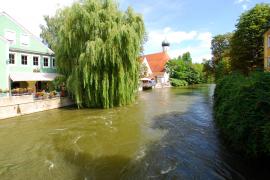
[214,72,270,158]
[170,78,188,87]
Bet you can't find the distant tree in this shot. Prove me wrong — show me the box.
[211,33,233,66]
[166,53,204,86]
[40,14,62,49]
[182,52,192,63]
[139,63,148,78]
[230,3,270,74]
[202,59,215,82]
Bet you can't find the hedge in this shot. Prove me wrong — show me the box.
[214,72,270,158]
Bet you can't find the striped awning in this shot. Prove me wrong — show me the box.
[10,72,58,82]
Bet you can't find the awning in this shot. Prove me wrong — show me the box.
[140,78,151,81]
[10,72,58,82]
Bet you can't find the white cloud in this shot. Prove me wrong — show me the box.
[147,28,197,47]
[235,0,250,4]
[242,4,248,10]
[234,0,250,10]
[145,28,212,63]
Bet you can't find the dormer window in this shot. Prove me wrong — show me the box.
[20,34,29,46]
[5,30,16,45]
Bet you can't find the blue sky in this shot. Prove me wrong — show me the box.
[1,0,269,62]
[119,0,268,62]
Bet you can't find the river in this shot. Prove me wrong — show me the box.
[0,85,267,179]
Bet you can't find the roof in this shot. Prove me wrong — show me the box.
[0,35,9,43]
[142,52,170,73]
[0,11,54,55]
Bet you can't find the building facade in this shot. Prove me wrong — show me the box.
[264,29,270,71]
[0,12,56,92]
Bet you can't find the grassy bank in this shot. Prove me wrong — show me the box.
[214,72,270,158]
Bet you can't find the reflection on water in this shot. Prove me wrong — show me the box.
[0,85,267,179]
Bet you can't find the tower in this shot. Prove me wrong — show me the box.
[162,39,170,53]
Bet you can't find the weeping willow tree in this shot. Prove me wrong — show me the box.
[41,0,145,108]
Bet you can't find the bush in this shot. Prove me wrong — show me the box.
[170,78,188,87]
[214,72,270,158]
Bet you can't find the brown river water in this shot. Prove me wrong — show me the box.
[0,85,268,180]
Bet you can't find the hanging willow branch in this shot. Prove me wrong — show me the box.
[41,0,145,108]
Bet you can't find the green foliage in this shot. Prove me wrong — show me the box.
[214,72,270,158]
[41,0,145,108]
[52,76,66,91]
[181,52,192,63]
[215,59,231,80]
[139,63,148,78]
[166,52,205,86]
[170,78,188,87]
[205,33,232,81]
[230,3,270,74]
[202,59,215,82]
[211,33,232,66]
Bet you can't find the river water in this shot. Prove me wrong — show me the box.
[0,85,267,179]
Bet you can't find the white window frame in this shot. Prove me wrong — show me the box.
[4,29,16,45]
[20,33,30,47]
[21,54,29,66]
[33,55,40,66]
[8,53,16,66]
[43,56,50,68]
[52,57,56,68]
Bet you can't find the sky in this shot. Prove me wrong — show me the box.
[0,0,268,63]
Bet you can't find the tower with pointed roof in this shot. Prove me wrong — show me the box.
[162,39,170,53]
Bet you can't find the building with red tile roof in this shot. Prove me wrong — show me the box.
[140,40,171,84]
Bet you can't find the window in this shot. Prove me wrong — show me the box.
[21,55,27,65]
[9,53,15,64]
[33,56,39,66]
[5,30,16,45]
[52,58,56,67]
[20,34,29,45]
[43,57,49,67]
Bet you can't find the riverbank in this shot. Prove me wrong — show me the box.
[0,96,74,120]
[214,72,270,158]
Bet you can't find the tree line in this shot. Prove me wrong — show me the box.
[203,3,270,79]
[212,3,270,159]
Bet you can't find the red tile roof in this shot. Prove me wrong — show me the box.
[142,52,170,73]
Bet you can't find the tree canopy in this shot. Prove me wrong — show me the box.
[230,3,270,74]
[41,0,145,108]
[211,33,232,66]
[181,52,192,63]
[166,52,205,86]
